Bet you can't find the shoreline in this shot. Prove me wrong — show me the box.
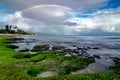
[0,35,120,79]
[0,33,35,36]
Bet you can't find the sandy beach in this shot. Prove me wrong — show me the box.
[0,33,23,36]
[0,33,35,36]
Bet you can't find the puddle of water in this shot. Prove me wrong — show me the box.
[71,56,115,74]
[36,71,58,78]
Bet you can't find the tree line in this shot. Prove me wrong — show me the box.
[0,25,28,34]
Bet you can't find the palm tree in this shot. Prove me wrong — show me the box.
[9,25,12,31]
[5,25,9,32]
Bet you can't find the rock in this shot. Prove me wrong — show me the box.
[71,50,79,54]
[73,45,77,47]
[7,45,19,49]
[93,55,100,59]
[52,46,66,51]
[19,48,30,52]
[31,44,50,52]
[6,37,24,41]
[65,53,71,57]
[77,46,90,50]
[70,53,78,57]
[77,47,82,50]
[110,57,120,61]
[93,47,99,50]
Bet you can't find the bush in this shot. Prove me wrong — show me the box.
[9,30,16,34]
[0,29,7,33]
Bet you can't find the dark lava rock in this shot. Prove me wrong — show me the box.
[6,37,25,43]
[73,45,77,47]
[76,47,82,50]
[92,47,99,50]
[71,50,79,54]
[6,37,24,41]
[93,55,100,59]
[31,45,50,52]
[77,46,91,50]
[7,45,19,49]
[52,46,66,51]
[77,46,99,50]
[19,48,30,52]
[110,57,120,61]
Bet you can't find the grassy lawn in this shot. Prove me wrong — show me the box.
[0,36,120,80]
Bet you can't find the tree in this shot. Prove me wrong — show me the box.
[1,24,29,34]
[9,25,12,31]
[5,25,9,32]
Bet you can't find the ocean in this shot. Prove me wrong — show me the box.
[14,35,120,56]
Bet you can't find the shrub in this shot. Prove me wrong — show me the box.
[0,29,7,33]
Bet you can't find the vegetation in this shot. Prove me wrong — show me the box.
[31,45,50,52]
[0,36,120,80]
[0,24,30,34]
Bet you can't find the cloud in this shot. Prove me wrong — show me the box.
[0,10,75,35]
[1,7,120,35]
[0,0,120,35]
[0,0,109,13]
[68,7,120,34]
[22,5,74,24]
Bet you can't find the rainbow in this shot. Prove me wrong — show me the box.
[22,4,72,12]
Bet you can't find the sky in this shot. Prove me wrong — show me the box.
[0,0,120,35]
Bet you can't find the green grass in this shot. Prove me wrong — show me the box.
[0,36,120,80]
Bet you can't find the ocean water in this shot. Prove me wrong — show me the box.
[12,35,120,73]
[14,35,120,57]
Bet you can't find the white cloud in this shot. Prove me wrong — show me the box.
[22,5,74,24]
[68,7,120,33]
[0,0,109,13]
[0,5,120,35]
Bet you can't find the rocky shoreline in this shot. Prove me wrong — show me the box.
[7,37,101,58]
[7,37,118,76]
